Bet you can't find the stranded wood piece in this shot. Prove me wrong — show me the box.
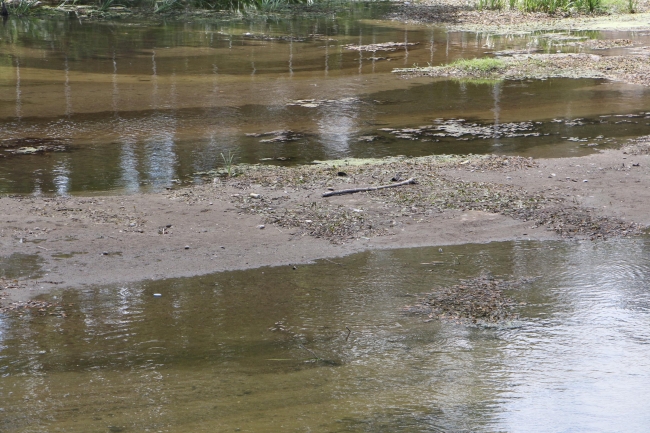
[322,178,416,197]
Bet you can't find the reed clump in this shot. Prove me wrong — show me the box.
[478,0,604,13]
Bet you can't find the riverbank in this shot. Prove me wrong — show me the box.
[2,144,648,309]
[388,0,650,32]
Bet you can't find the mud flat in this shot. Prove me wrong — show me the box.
[1,142,649,309]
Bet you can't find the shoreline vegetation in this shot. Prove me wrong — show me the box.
[1,0,648,22]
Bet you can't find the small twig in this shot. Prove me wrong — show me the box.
[298,343,321,360]
[36,246,49,251]
[322,178,416,197]
[323,258,342,266]
[345,326,351,341]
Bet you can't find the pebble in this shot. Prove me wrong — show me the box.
[250,193,261,199]
[583,179,588,182]
[258,224,265,229]
[184,245,190,249]
[153,293,162,297]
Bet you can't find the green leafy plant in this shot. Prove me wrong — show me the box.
[477,0,505,9]
[6,0,41,15]
[154,0,180,13]
[520,0,602,12]
[97,0,117,11]
[221,150,236,177]
[451,58,506,73]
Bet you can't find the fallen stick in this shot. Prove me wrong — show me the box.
[322,178,416,197]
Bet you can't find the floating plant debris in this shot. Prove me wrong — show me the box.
[380,118,541,141]
[343,41,419,52]
[404,273,531,324]
[246,130,305,143]
[1,138,68,156]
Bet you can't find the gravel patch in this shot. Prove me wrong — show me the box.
[622,135,650,155]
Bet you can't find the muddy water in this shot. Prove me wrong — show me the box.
[2,12,650,194]
[1,239,649,431]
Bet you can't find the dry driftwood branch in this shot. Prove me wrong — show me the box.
[322,178,416,197]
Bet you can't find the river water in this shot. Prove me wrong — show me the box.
[2,7,650,432]
[1,7,650,194]
[1,239,650,431]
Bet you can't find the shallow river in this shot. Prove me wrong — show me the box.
[1,7,650,194]
[1,239,650,432]
[2,7,650,432]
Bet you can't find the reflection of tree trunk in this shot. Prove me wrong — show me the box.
[15,57,21,120]
[1,2,9,17]
[492,82,501,141]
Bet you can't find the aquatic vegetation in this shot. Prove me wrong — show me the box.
[5,0,41,15]
[405,273,529,324]
[153,0,179,12]
[220,150,237,177]
[448,57,507,72]
[97,0,117,12]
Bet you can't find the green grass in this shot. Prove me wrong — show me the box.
[221,151,237,177]
[477,0,505,10]
[450,58,507,73]
[6,0,40,15]
[97,0,118,12]
[480,0,605,12]
[601,0,637,12]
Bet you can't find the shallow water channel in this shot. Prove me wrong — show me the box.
[2,8,650,194]
[1,239,650,432]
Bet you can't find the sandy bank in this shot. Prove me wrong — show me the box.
[1,145,648,308]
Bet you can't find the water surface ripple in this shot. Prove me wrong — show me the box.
[2,14,650,194]
[1,238,649,431]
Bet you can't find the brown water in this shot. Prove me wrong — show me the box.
[1,11,650,194]
[1,239,650,432]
